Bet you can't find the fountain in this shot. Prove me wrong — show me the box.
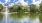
[5,5,8,23]
[2,4,9,23]
[3,4,14,23]
[2,3,14,23]
[3,4,9,23]
[2,1,13,23]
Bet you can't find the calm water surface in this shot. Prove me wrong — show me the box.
[0,12,42,23]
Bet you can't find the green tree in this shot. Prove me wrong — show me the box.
[39,1,42,12]
[0,4,3,12]
[9,5,18,12]
[17,5,27,12]
[9,5,27,12]
[30,4,38,12]
[17,6,22,12]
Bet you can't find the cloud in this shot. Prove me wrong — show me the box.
[15,0,28,6]
[13,0,15,2]
[0,1,2,4]
[32,0,42,6]
[0,1,4,6]
[5,0,11,3]
[0,0,28,6]
[0,1,4,4]
[26,1,28,3]
[9,3,14,6]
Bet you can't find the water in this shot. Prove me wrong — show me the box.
[10,13,42,23]
[3,5,9,23]
[5,6,9,23]
[0,6,42,23]
[0,12,42,23]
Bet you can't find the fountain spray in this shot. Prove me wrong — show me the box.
[5,5,8,23]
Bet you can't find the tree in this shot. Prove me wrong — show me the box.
[30,4,38,12]
[39,1,42,12]
[9,5,18,12]
[0,4,3,12]
[17,5,27,12]
[9,5,27,12]
[17,6,22,12]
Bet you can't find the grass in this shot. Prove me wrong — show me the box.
[0,12,29,13]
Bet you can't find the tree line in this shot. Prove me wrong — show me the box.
[0,2,42,12]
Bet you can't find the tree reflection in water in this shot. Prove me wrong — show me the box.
[0,12,42,23]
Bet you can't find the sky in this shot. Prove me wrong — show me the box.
[0,0,42,6]
[0,0,31,4]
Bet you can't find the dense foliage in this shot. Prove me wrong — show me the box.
[0,2,42,12]
[8,2,42,12]
[0,4,3,12]
[39,2,42,12]
[9,5,27,12]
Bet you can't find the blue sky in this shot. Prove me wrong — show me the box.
[0,0,32,4]
[0,0,42,6]
[24,0,32,4]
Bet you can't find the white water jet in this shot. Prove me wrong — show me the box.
[4,5,9,23]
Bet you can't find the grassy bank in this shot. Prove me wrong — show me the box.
[0,12,30,13]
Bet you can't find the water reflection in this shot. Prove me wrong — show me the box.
[39,13,42,23]
[0,13,4,23]
[11,13,40,23]
[0,12,42,23]
[10,13,42,23]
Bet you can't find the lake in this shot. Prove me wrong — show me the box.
[0,12,42,23]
